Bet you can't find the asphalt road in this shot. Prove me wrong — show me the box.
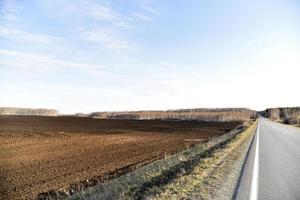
[235,118,300,200]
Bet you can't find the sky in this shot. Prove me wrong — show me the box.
[1,0,300,114]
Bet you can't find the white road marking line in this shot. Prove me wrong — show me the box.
[250,124,259,200]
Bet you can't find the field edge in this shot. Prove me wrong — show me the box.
[64,121,254,200]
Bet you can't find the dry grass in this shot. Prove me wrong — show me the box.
[145,121,257,200]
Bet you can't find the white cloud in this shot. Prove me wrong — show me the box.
[0,49,103,71]
[82,29,131,50]
[0,26,65,45]
[0,0,20,25]
[61,0,129,28]
[132,12,152,22]
[141,4,159,15]
[59,0,157,50]
[0,1,67,48]
[78,1,117,21]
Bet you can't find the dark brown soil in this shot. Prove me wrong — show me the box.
[0,115,240,200]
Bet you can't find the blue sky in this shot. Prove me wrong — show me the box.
[1,0,300,113]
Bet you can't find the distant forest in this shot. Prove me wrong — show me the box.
[0,107,58,116]
[0,107,256,122]
[89,108,256,122]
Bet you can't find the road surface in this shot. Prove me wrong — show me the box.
[235,118,300,200]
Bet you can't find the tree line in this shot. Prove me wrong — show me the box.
[265,107,300,124]
[0,107,258,122]
[90,108,256,122]
[0,107,58,116]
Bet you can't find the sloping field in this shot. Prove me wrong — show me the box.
[0,116,240,200]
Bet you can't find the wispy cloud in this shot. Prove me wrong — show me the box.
[58,0,157,50]
[140,4,159,15]
[0,0,20,25]
[61,0,130,28]
[0,26,65,46]
[0,0,67,48]
[0,49,103,71]
[75,1,118,21]
[82,29,131,50]
[132,12,152,22]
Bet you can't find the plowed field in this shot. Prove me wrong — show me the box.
[0,116,240,199]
